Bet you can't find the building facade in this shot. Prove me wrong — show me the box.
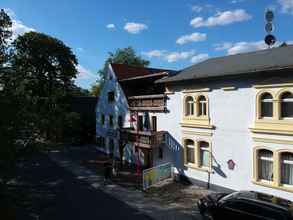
[96,46,293,200]
[159,45,293,200]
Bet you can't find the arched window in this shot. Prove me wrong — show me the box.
[185,139,195,164]
[185,96,194,116]
[199,141,210,167]
[281,92,293,118]
[258,149,273,181]
[260,93,273,118]
[280,152,293,186]
[198,96,207,116]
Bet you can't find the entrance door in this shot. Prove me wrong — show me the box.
[152,116,157,132]
[138,115,143,131]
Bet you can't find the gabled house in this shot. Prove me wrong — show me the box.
[96,63,176,168]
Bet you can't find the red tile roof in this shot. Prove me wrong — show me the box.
[111,63,174,81]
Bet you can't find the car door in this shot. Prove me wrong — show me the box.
[217,200,261,220]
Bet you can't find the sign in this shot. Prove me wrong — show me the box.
[142,163,173,190]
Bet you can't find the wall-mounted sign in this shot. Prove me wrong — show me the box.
[227,159,236,170]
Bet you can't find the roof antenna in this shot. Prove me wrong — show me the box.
[264,9,276,48]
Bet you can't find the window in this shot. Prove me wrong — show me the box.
[158,147,163,159]
[108,91,115,102]
[198,96,207,116]
[281,152,293,186]
[109,115,114,127]
[118,115,123,128]
[199,141,210,167]
[109,139,114,158]
[185,139,195,164]
[101,114,105,125]
[185,96,194,116]
[96,136,105,148]
[260,93,273,118]
[281,92,293,118]
[258,149,274,182]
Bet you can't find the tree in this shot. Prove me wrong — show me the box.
[99,47,150,82]
[9,31,79,142]
[90,83,101,96]
[0,9,12,66]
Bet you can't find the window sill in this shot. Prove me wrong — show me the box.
[181,118,214,129]
[252,180,293,193]
[184,163,211,172]
[251,120,293,135]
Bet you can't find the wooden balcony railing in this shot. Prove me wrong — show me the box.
[120,128,166,149]
[128,94,166,112]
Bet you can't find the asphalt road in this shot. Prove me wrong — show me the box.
[10,153,152,220]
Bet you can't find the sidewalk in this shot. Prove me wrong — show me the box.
[48,147,205,220]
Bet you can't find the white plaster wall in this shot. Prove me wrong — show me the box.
[159,81,293,201]
[96,64,129,156]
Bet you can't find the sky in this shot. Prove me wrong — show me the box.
[2,0,293,89]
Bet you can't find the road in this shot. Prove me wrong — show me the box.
[9,153,152,220]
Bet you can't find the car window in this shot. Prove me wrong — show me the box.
[223,200,262,217]
[261,206,287,220]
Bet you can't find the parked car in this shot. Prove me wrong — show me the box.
[197,191,293,220]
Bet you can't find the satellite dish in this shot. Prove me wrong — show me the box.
[265,10,274,22]
[265,22,274,33]
[265,34,276,46]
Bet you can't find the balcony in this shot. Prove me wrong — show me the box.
[120,128,166,149]
[128,94,166,112]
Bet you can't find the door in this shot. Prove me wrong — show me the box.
[152,116,157,132]
[138,115,143,131]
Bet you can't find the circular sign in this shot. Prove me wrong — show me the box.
[265,22,274,33]
[265,10,274,22]
[265,34,276,46]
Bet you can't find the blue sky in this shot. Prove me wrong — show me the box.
[2,0,293,89]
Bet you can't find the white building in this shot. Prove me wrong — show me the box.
[157,45,293,200]
[96,45,293,200]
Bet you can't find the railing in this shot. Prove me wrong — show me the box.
[128,94,166,112]
[120,128,166,149]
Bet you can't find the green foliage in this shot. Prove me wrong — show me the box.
[99,47,150,83]
[90,83,101,96]
[7,31,79,142]
[0,9,12,66]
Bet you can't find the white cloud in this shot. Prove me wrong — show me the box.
[176,32,207,45]
[142,50,166,58]
[142,50,198,63]
[165,51,195,63]
[230,0,245,4]
[190,9,252,28]
[76,64,96,80]
[214,42,234,51]
[190,53,209,63]
[106,23,115,29]
[124,22,148,34]
[191,5,203,13]
[278,0,293,14]
[214,41,270,55]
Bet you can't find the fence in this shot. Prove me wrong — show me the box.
[142,163,173,190]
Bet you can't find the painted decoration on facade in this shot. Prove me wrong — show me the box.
[227,159,236,170]
[142,163,173,190]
